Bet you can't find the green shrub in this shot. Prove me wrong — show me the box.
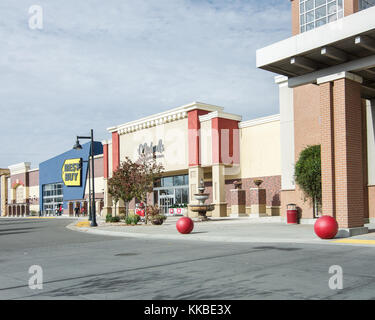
[106,214,120,223]
[295,145,321,217]
[125,214,140,225]
[30,210,39,216]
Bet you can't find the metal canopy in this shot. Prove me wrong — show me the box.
[256,7,375,98]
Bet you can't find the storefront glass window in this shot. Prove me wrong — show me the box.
[161,177,173,187]
[42,183,63,214]
[359,0,375,10]
[153,174,189,213]
[300,0,344,33]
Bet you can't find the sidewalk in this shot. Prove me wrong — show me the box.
[0,215,88,220]
[67,216,375,247]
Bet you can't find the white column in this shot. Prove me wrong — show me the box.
[275,75,295,191]
[1,175,8,216]
[187,166,204,217]
[211,164,227,217]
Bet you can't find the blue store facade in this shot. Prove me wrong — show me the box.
[39,142,103,215]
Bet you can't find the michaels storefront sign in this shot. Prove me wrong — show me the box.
[138,139,165,159]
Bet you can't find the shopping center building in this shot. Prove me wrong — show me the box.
[0,143,104,217]
[2,0,375,237]
[102,102,281,217]
[257,0,375,235]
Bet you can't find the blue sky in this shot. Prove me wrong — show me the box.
[0,0,291,168]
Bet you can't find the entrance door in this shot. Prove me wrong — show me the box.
[159,195,174,215]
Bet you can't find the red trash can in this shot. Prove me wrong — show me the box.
[287,204,298,224]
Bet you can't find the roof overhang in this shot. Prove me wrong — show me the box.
[199,111,242,123]
[107,101,225,135]
[256,6,375,98]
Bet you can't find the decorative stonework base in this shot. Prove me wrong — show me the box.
[230,213,248,218]
[249,213,268,218]
[336,227,368,238]
[101,207,112,216]
[230,189,246,216]
[212,203,228,217]
[250,204,266,214]
[249,188,266,215]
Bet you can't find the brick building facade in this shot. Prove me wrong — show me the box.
[257,0,375,236]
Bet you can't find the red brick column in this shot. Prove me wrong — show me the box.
[319,75,365,229]
[320,82,336,217]
[112,132,120,173]
[333,78,364,228]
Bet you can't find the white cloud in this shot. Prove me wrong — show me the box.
[0,0,291,167]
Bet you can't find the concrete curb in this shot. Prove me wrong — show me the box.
[66,222,375,248]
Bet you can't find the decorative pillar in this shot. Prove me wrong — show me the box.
[211,164,227,217]
[188,166,204,217]
[1,173,9,217]
[230,183,246,217]
[187,109,209,218]
[320,81,336,217]
[249,186,267,217]
[317,72,368,236]
[367,99,375,223]
[102,141,112,216]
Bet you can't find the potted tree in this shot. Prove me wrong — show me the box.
[147,205,167,225]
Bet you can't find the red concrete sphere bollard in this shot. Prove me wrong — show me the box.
[176,217,194,234]
[314,215,339,239]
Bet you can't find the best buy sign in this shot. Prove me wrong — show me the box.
[62,158,82,187]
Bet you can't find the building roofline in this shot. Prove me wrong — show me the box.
[239,114,280,129]
[107,101,224,135]
[199,111,242,123]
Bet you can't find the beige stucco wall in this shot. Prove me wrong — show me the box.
[119,118,189,172]
[200,119,212,167]
[28,186,39,199]
[84,176,105,196]
[239,120,281,179]
[108,142,113,178]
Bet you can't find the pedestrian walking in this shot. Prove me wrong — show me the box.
[74,206,80,217]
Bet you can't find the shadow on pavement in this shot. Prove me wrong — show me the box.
[0,231,33,236]
[0,227,41,232]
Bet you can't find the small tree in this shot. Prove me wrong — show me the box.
[294,145,321,218]
[134,153,164,224]
[108,157,140,218]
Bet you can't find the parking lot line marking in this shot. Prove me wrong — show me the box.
[332,239,375,245]
[25,217,57,219]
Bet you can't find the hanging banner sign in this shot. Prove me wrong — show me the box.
[62,158,82,187]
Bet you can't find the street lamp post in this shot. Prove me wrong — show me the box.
[73,129,97,227]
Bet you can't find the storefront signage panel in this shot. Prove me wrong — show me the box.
[62,158,82,187]
[138,139,165,159]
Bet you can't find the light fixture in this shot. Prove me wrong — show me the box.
[73,139,83,150]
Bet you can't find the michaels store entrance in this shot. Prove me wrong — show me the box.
[153,174,189,215]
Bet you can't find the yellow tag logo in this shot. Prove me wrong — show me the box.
[62,158,82,187]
